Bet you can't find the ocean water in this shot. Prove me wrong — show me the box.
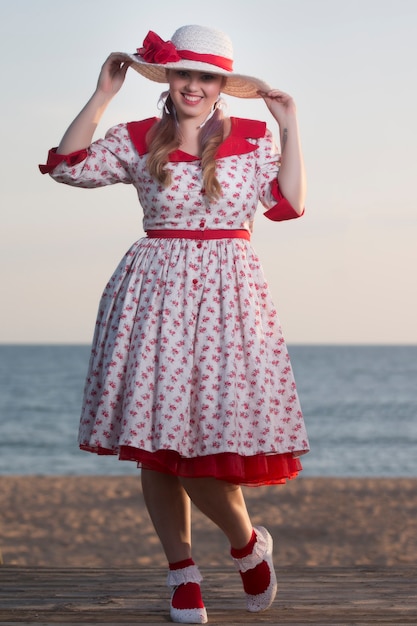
[0,344,416,477]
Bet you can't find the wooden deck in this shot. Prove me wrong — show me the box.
[1,566,417,624]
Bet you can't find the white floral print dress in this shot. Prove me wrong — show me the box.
[40,116,309,485]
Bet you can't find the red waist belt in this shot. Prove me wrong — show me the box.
[146,229,251,241]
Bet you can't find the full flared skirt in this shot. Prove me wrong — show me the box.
[78,237,309,485]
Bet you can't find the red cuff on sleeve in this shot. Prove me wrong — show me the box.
[39,147,88,174]
[264,178,305,221]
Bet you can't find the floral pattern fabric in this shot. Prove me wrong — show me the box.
[43,117,309,484]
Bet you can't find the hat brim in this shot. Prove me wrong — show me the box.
[125,53,271,99]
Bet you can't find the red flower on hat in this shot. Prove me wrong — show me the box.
[137,31,181,64]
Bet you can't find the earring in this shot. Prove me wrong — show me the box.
[214,96,226,112]
[198,97,223,129]
[157,90,170,114]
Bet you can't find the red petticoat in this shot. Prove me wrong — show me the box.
[79,444,303,486]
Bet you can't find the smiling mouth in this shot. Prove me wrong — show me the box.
[182,93,203,104]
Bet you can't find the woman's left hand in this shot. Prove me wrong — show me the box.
[258,89,297,125]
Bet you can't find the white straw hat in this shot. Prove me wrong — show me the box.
[126,25,271,99]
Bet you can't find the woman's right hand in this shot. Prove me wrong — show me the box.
[96,53,132,97]
[56,53,132,155]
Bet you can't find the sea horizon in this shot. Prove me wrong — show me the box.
[1,344,416,477]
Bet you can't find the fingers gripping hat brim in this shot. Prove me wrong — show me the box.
[127,56,271,98]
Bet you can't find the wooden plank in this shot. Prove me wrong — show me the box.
[0,566,417,624]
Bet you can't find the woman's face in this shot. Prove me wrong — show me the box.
[167,69,224,124]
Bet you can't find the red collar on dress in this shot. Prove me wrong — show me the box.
[126,117,267,162]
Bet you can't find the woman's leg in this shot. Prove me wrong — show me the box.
[180,477,253,549]
[141,469,208,623]
[141,468,192,563]
[141,471,253,554]
[181,476,277,612]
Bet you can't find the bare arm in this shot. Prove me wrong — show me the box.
[259,89,306,214]
[57,53,132,154]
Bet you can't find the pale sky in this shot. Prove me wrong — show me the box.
[1,0,416,344]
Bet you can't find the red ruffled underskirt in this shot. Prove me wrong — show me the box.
[79,444,302,486]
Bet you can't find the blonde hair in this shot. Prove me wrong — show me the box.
[146,94,225,202]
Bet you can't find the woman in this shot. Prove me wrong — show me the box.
[40,24,309,624]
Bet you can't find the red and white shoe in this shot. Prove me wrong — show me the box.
[167,560,207,624]
[231,526,278,612]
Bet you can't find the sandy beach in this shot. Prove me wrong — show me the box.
[1,476,417,568]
